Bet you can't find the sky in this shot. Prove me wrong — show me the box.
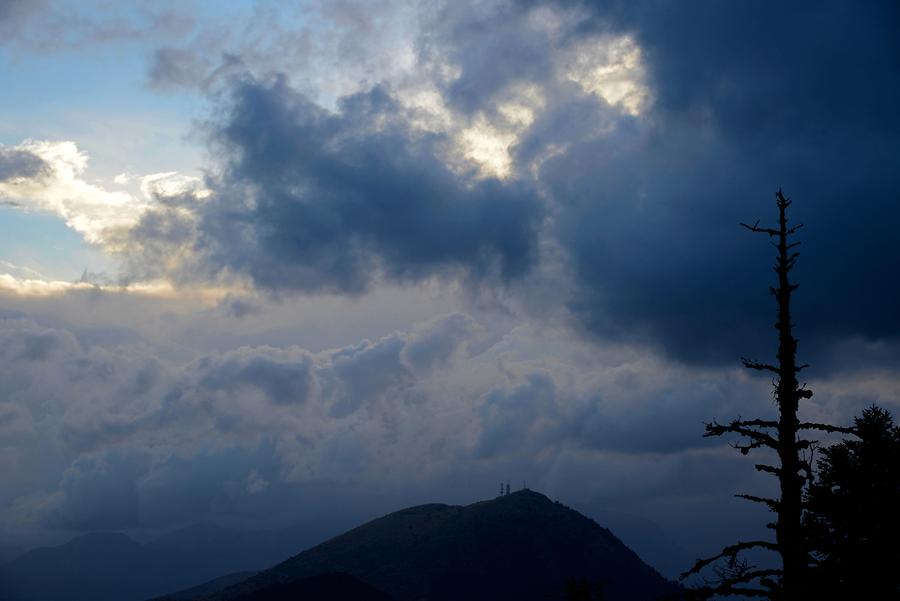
[1,0,899,562]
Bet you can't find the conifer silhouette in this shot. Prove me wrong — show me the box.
[804,405,900,599]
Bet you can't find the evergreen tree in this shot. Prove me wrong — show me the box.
[804,406,900,599]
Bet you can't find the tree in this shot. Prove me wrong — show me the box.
[804,405,900,599]
[680,190,853,599]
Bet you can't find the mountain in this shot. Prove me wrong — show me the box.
[0,524,327,601]
[170,573,395,601]
[590,509,696,580]
[153,572,258,601]
[192,490,679,601]
[0,532,155,601]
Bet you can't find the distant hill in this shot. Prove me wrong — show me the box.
[195,490,679,601]
[0,532,153,601]
[0,523,326,601]
[168,572,395,601]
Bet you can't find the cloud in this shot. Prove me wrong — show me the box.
[198,347,316,406]
[0,0,43,36]
[127,76,543,294]
[147,46,215,91]
[497,0,900,367]
[253,0,891,369]
[0,141,208,267]
[401,312,481,371]
[0,141,142,246]
[0,311,488,529]
[9,1,898,370]
[0,147,48,181]
[148,0,900,369]
[41,451,148,530]
[143,0,419,103]
[0,298,896,550]
[0,0,193,53]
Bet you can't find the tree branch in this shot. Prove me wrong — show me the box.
[797,422,856,435]
[740,221,779,237]
[755,464,780,476]
[680,541,779,580]
[742,358,779,373]
[705,420,778,450]
[735,493,780,512]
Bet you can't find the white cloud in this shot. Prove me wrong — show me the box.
[563,34,649,116]
[0,140,205,253]
[0,140,147,246]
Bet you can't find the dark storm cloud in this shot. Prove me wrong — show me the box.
[126,0,900,369]
[177,75,543,294]
[532,0,900,366]
[419,1,560,114]
[153,0,898,367]
[0,147,48,181]
[410,0,900,366]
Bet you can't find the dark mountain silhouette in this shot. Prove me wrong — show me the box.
[191,490,678,601]
[172,572,395,601]
[0,532,153,601]
[0,523,328,601]
[153,572,258,601]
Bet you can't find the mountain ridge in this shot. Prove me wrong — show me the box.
[0,523,327,601]
[195,489,678,601]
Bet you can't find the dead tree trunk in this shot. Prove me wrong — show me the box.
[680,190,854,600]
[766,190,807,598]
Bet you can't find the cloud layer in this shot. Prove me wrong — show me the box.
[2,0,900,560]
[106,0,900,367]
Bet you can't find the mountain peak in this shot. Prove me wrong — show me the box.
[486,487,556,505]
[205,491,678,601]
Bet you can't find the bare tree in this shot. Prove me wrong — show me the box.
[680,190,854,599]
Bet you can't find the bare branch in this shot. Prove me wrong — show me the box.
[736,493,780,512]
[680,541,779,580]
[705,420,778,449]
[740,221,779,236]
[732,418,778,428]
[797,422,856,435]
[733,440,768,455]
[742,358,778,373]
[755,464,780,476]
